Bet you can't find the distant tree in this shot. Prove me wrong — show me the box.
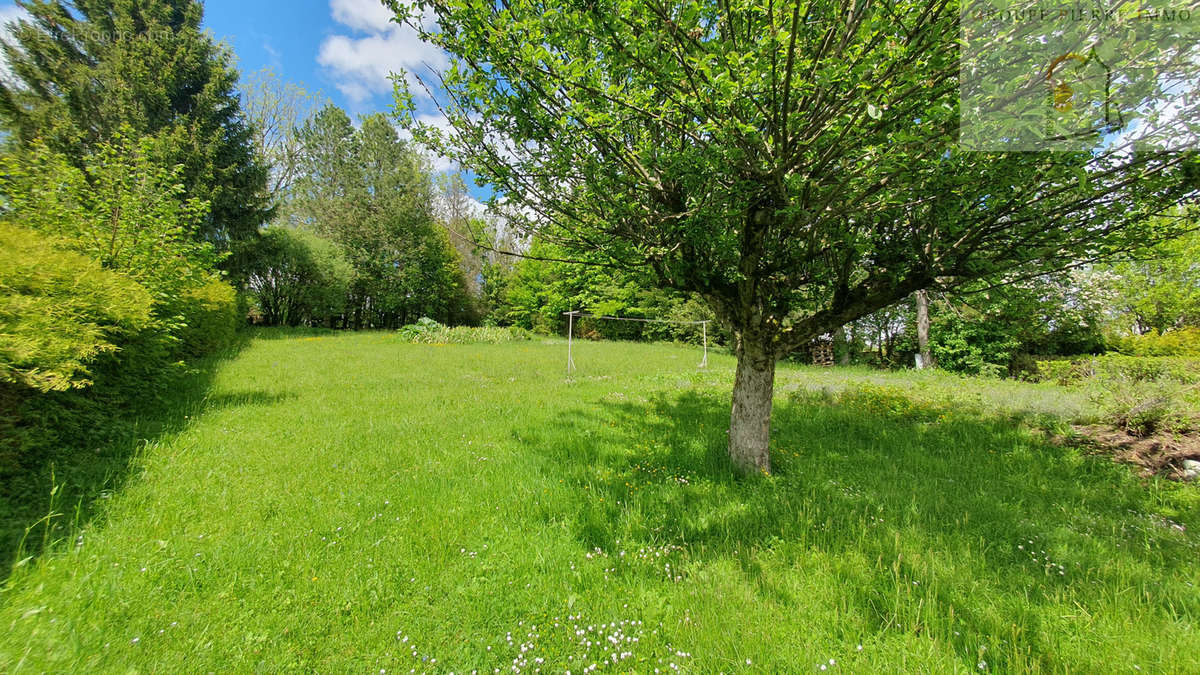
[245,227,354,327]
[0,0,271,267]
[291,106,470,327]
[1101,228,1200,335]
[242,68,324,208]
[393,0,1198,471]
[435,173,488,301]
[496,237,716,343]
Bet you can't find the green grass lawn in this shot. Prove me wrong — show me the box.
[2,331,1198,672]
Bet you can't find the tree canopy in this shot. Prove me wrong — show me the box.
[0,0,271,261]
[393,0,1199,471]
[287,105,471,328]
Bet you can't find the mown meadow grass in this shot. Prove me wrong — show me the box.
[1,330,1197,672]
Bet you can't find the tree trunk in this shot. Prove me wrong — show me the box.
[728,338,776,473]
[915,289,933,369]
[834,325,851,365]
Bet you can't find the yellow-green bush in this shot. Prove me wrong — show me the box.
[1035,354,1200,385]
[173,277,239,358]
[1110,328,1200,357]
[0,223,153,392]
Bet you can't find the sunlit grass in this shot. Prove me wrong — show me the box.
[1,331,1197,672]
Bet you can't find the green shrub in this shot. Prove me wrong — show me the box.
[245,228,354,326]
[0,223,153,392]
[929,314,1018,377]
[174,277,239,357]
[1110,327,1200,357]
[789,383,947,423]
[840,384,945,423]
[1034,354,1200,386]
[1033,353,1199,434]
[398,318,531,344]
[1,135,219,303]
[1008,352,1041,381]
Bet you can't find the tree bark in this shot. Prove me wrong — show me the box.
[834,325,851,365]
[915,289,933,369]
[728,337,776,474]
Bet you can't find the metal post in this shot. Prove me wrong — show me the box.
[566,311,576,374]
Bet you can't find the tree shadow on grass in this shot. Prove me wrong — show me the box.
[202,390,297,409]
[520,387,1200,666]
[0,335,256,581]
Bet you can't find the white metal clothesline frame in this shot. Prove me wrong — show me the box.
[563,310,709,374]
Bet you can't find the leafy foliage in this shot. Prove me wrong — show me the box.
[174,278,239,358]
[1111,327,1200,357]
[2,135,219,301]
[496,239,719,344]
[1099,229,1200,335]
[0,0,271,260]
[1036,355,1200,386]
[241,68,324,206]
[928,313,1021,378]
[0,223,152,392]
[245,227,354,327]
[1,134,234,352]
[397,317,530,344]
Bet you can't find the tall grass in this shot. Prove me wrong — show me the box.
[0,331,1196,672]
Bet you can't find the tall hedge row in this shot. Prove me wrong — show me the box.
[0,136,240,476]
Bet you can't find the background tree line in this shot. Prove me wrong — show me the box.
[0,1,503,495]
[1,0,1196,481]
[247,102,475,329]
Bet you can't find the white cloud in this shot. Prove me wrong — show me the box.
[329,0,396,32]
[318,0,445,104]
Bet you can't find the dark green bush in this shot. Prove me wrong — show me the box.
[245,228,354,327]
[929,314,1019,377]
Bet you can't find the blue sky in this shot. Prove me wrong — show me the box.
[0,0,478,197]
[203,0,437,117]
